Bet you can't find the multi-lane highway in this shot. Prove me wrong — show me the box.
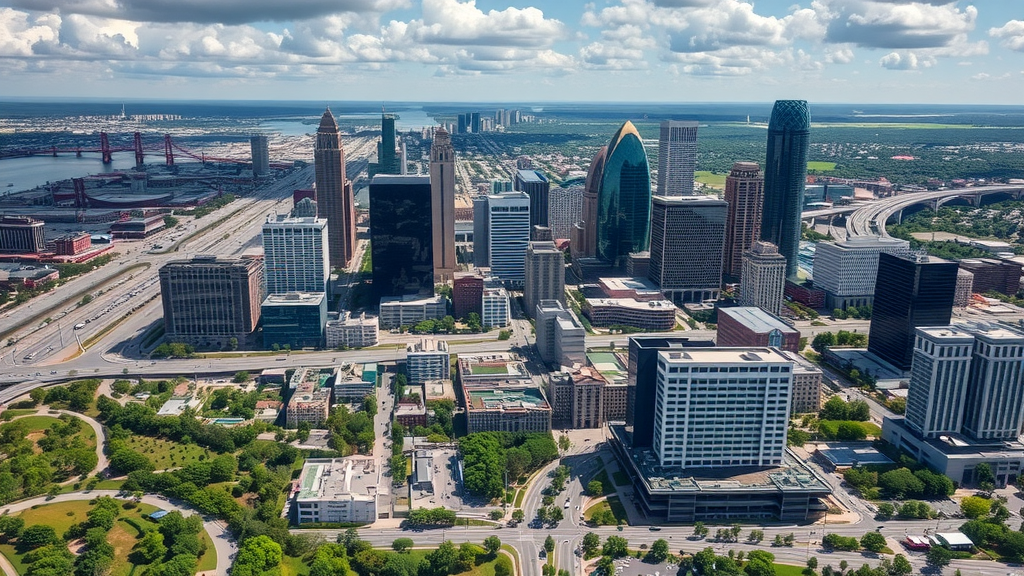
[846,184,1024,238]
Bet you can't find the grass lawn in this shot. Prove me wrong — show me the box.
[584,495,628,524]
[197,529,218,572]
[807,161,837,171]
[773,564,808,576]
[695,171,727,190]
[2,414,97,450]
[281,553,309,576]
[591,469,612,493]
[470,365,508,375]
[92,479,125,490]
[0,409,38,419]
[124,435,213,470]
[612,471,630,487]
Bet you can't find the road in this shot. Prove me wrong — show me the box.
[0,490,235,576]
[846,184,1024,238]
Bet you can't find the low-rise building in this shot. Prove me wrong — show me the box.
[958,258,1023,296]
[261,292,327,350]
[457,353,532,388]
[424,379,456,403]
[326,312,379,348]
[779,350,823,413]
[464,387,552,434]
[717,306,801,352]
[333,363,376,402]
[396,385,427,428]
[584,297,676,331]
[51,232,91,256]
[294,458,378,524]
[482,286,510,328]
[379,294,448,329]
[286,367,333,428]
[407,338,450,384]
[0,263,59,289]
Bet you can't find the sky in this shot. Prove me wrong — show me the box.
[1,0,1022,104]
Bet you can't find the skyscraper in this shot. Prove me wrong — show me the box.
[657,120,698,195]
[547,185,583,241]
[905,326,975,438]
[760,100,810,279]
[596,121,652,267]
[369,113,399,176]
[524,240,565,318]
[868,253,959,371]
[740,241,787,315]
[573,146,607,260]
[314,108,356,268]
[962,326,1024,440]
[812,237,912,310]
[488,192,531,286]
[722,161,764,280]
[159,256,264,348]
[648,195,726,303]
[429,126,457,283]
[472,195,490,267]
[250,135,269,176]
[369,175,434,300]
[515,169,550,229]
[471,112,481,134]
[262,214,329,295]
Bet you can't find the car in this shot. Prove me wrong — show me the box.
[649,527,662,531]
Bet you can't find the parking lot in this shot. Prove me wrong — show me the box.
[410,448,464,510]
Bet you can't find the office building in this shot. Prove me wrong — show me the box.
[573,146,607,260]
[326,313,379,348]
[333,363,376,402]
[584,297,676,331]
[482,285,511,328]
[261,292,327,349]
[722,162,764,279]
[51,232,91,256]
[159,256,264,347]
[657,120,698,195]
[596,121,652,267]
[0,215,45,253]
[378,294,448,329]
[286,367,332,427]
[812,237,912,310]
[457,353,532,388]
[904,326,975,438]
[535,300,586,367]
[717,306,801,352]
[955,268,974,308]
[868,253,958,371]
[779,350,823,413]
[430,126,457,283]
[369,175,434,299]
[453,273,484,320]
[625,336,716,449]
[463,387,551,434]
[962,326,1024,440]
[740,241,787,315]
[406,338,450,384]
[471,112,481,134]
[472,195,490,267]
[292,197,318,218]
[958,259,1023,296]
[262,214,330,295]
[653,347,793,468]
[488,192,531,286]
[294,458,378,524]
[648,195,726,303]
[457,114,466,135]
[250,135,269,176]
[532,226,553,242]
[548,368,607,430]
[515,169,550,229]
[314,108,356,267]
[548,185,583,241]
[524,241,565,318]
[369,113,399,176]
[760,100,810,278]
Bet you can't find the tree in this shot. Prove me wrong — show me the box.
[0,516,24,542]
[597,556,615,576]
[860,531,887,553]
[558,435,571,452]
[603,535,629,558]
[484,536,501,557]
[548,507,563,523]
[820,395,849,420]
[693,521,708,538]
[812,332,836,353]
[925,546,953,569]
[890,554,912,575]
[18,525,57,550]
[494,555,513,576]
[878,468,925,499]
[876,502,895,519]
[960,495,991,519]
[587,480,603,496]
[975,462,996,487]
[423,541,459,576]
[582,533,600,557]
[648,539,669,563]
[544,536,555,553]
[498,330,511,340]
[232,371,249,383]
[512,509,525,523]
[392,538,414,553]
[747,529,765,543]
[744,550,776,576]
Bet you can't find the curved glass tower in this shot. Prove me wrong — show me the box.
[760,100,810,279]
[596,121,652,267]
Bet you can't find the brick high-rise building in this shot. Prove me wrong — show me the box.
[453,273,484,320]
[722,162,764,279]
[314,108,356,268]
[739,241,787,315]
[430,126,457,283]
[159,256,265,347]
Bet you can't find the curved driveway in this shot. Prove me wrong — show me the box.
[0,490,235,576]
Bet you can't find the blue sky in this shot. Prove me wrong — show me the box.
[1,0,1022,104]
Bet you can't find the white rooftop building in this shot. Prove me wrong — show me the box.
[294,458,378,524]
[406,338,451,384]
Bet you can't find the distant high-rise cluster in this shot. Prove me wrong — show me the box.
[314,108,356,268]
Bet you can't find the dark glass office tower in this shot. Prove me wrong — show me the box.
[868,253,958,371]
[626,336,716,449]
[369,113,399,176]
[515,169,550,229]
[369,175,434,300]
[596,121,652,267]
[760,100,810,279]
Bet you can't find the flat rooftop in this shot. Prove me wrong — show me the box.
[586,351,627,382]
[467,387,549,410]
[599,277,661,292]
[659,346,790,364]
[263,292,325,306]
[719,307,798,334]
[815,442,894,467]
[517,169,547,183]
[586,297,675,310]
[296,457,378,502]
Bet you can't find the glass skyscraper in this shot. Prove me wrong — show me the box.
[760,100,810,279]
[596,121,652,267]
[369,175,434,300]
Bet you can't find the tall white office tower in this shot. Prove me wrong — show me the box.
[904,326,975,438]
[487,192,531,287]
[657,120,698,195]
[262,214,330,295]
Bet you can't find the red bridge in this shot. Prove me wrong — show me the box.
[0,132,252,167]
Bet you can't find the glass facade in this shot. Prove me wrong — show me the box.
[760,100,810,279]
[369,175,434,300]
[261,294,327,349]
[597,121,652,267]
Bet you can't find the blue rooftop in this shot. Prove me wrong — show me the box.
[517,169,547,183]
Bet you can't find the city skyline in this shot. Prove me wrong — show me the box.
[1,1,1022,104]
